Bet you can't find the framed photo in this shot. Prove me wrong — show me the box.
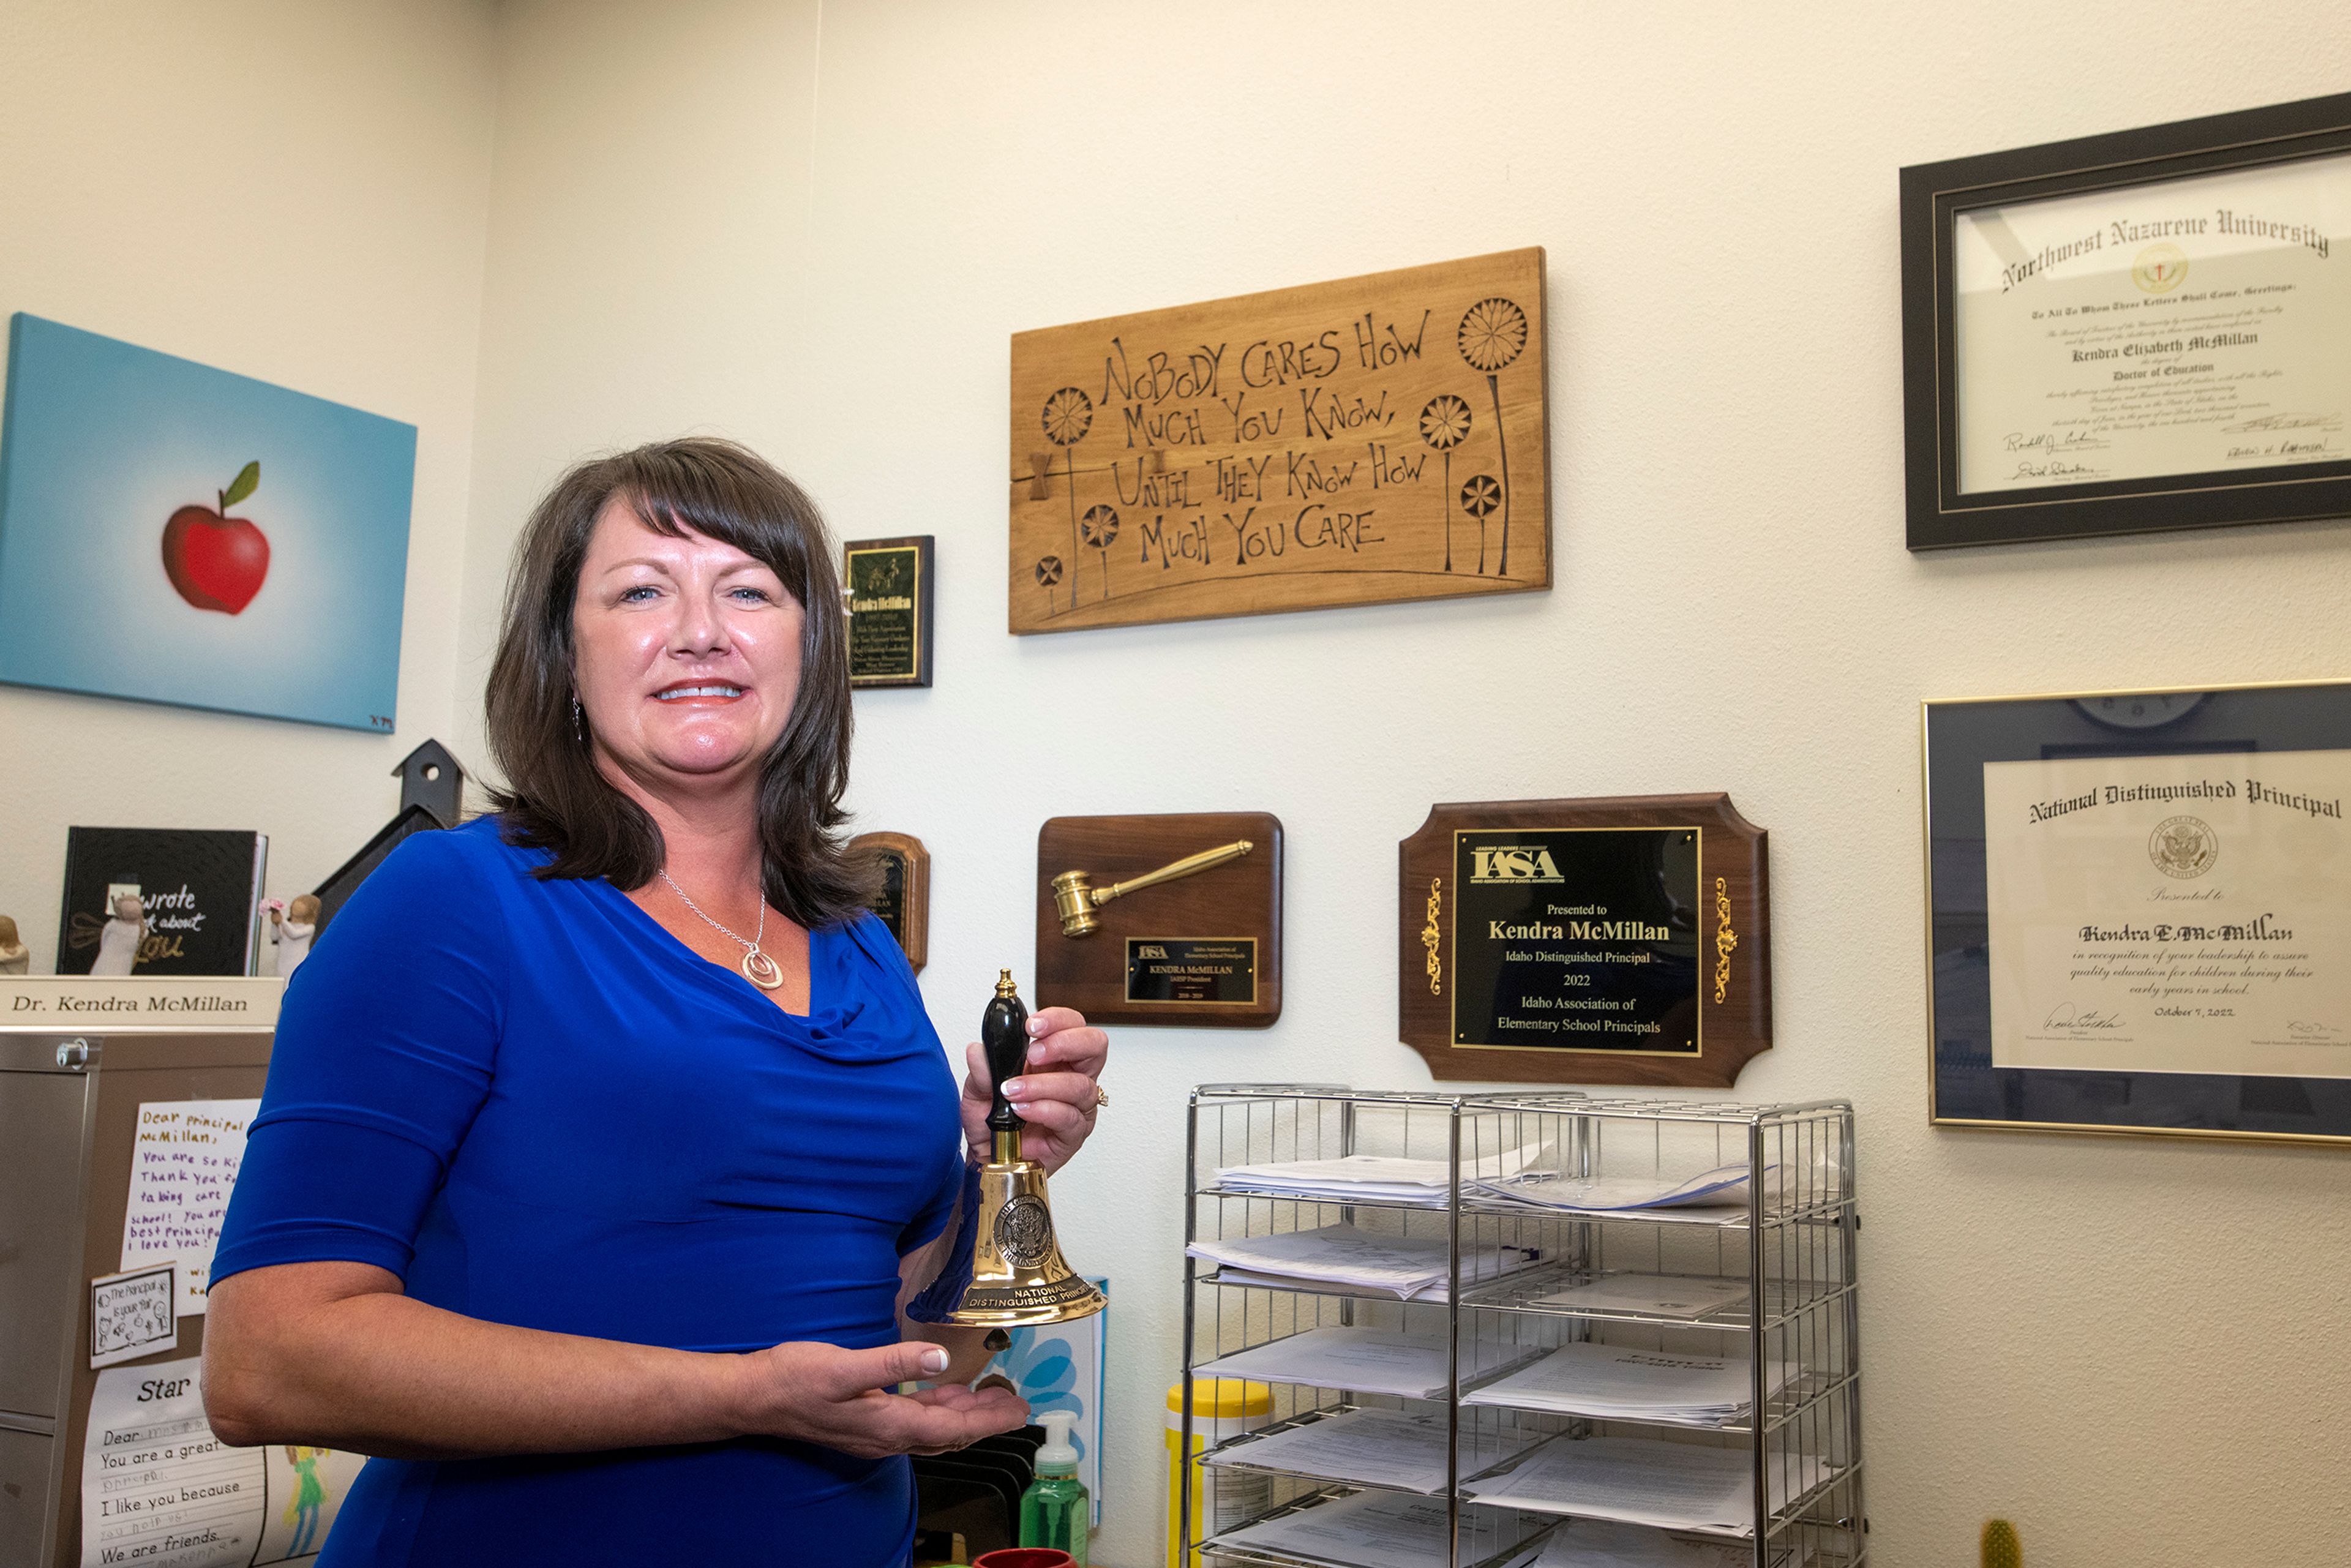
[1900,92,2351,549]
[0,314,416,731]
[1924,679,2351,1143]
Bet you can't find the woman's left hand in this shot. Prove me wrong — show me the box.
[961,1007,1106,1175]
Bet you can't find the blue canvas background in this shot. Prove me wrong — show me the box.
[0,315,415,732]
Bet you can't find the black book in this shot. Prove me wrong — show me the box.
[56,827,269,977]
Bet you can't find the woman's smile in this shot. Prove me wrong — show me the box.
[651,680,748,703]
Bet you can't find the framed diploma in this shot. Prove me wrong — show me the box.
[1902,92,2351,549]
[1925,680,2351,1143]
[1400,797,1771,1087]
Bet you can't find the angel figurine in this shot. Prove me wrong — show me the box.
[89,894,149,976]
[269,893,320,980]
[0,915,28,975]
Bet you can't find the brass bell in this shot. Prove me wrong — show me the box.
[921,971,1105,1330]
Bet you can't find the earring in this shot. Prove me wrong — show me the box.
[572,697,585,743]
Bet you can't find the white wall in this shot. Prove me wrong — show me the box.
[0,0,498,962]
[460,4,2351,1562]
[12,2,2351,1564]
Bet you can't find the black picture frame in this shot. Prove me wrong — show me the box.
[1901,92,2351,550]
[845,535,934,689]
[1924,679,2351,1144]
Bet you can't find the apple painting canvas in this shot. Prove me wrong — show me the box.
[0,315,414,732]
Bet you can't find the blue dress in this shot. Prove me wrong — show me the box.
[212,818,965,1567]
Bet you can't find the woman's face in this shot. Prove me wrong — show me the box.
[571,498,805,795]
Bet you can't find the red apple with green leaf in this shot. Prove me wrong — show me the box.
[162,460,270,614]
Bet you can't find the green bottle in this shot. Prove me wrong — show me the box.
[1018,1411,1089,1564]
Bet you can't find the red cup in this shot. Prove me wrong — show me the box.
[972,1552,1074,1568]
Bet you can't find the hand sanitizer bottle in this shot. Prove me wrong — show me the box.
[1019,1411,1089,1564]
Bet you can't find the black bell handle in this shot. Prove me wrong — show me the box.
[981,969,1030,1136]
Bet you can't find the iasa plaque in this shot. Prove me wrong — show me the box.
[1452,828,1702,1054]
[1401,797,1771,1087]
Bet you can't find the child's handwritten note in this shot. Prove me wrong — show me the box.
[120,1100,260,1315]
[89,1264,177,1368]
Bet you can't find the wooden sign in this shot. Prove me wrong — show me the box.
[1009,249,1548,634]
[849,831,929,970]
[846,536,934,688]
[1035,812,1281,1027]
[1400,796,1771,1087]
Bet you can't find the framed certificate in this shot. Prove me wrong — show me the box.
[1925,680,2351,1143]
[1902,92,2351,549]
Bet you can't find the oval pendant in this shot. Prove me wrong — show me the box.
[741,947,785,991]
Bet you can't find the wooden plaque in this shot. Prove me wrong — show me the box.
[1035,812,1281,1027]
[1400,796,1771,1087]
[846,535,934,688]
[849,831,929,971]
[1009,249,1548,634]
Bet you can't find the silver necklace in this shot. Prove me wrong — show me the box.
[658,869,784,991]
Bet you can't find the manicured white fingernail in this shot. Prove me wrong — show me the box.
[1003,1079,1028,1100]
[921,1346,949,1374]
[1027,1017,1046,1035]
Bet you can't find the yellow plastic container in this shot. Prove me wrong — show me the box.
[1163,1378,1273,1567]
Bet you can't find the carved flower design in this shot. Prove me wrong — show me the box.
[1041,388,1093,447]
[1458,298,1528,373]
[1419,394,1472,450]
[1460,474,1502,518]
[1034,555,1064,587]
[1079,505,1120,549]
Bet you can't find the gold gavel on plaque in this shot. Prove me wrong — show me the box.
[1050,839,1253,937]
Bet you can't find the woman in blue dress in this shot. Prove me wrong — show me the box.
[203,439,1108,1566]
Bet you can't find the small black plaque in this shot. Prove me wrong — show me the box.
[846,536,933,688]
[1125,937,1256,1005]
[1452,828,1702,1054]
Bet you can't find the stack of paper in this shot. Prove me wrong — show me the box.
[1218,1142,1549,1205]
[1188,1224,1544,1301]
[1531,1517,1787,1567]
[1463,1343,1794,1427]
[1213,1489,1553,1568]
[1195,1326,1545,1400]
[1472,1162,1771,1217]
[1464,1436,1829,1534]
[1207,1406,1550,1495]
[1530,1274,1751,1322]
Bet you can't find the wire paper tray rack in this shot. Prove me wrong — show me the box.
[1176,1084,1867,1568]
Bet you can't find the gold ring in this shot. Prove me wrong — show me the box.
[1093,1085,1109,1109]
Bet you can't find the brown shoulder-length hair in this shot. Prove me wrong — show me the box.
[484,437,874,926]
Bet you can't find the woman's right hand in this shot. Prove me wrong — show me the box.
[729,1339,1029,1458]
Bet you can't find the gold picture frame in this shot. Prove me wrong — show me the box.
[1924,675,2351,1144]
